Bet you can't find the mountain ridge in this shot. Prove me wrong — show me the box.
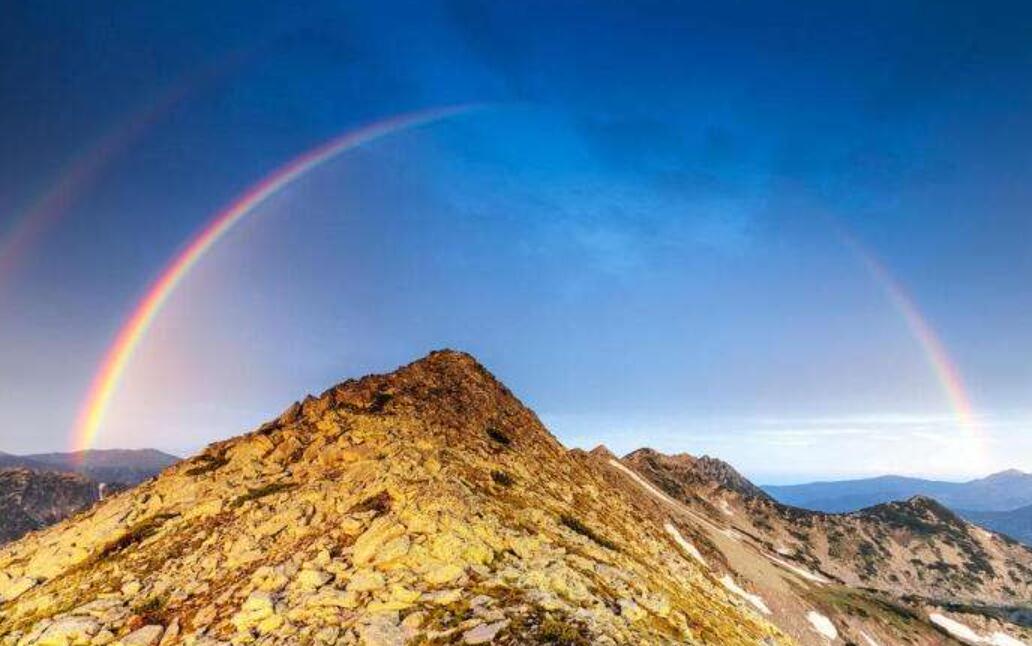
[0,350,788,645]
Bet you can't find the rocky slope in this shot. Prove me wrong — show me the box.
[0,351,790,646]
[611,447,1032,645]
[0,469,104,544]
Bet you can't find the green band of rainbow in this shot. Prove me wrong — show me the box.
[71,104,481,451]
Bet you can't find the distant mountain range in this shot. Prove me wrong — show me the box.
[762,469,1032,513]
[960,504,1032,547]
[0,448,178,485]
[762,469,1032,547]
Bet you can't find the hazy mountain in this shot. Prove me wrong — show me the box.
[762,469,1032,513]
[960,504,1032,547]
[0,468,103,544]
[0,351,1027,645]
[0,449,178,485]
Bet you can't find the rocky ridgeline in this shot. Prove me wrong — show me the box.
[0,351,787,646]
[616,446,1032,644]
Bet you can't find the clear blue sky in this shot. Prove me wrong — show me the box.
[2,1,1030,482]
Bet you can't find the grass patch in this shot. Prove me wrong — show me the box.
[232,482,296,507]
[132,595,169,625]
[98,513,178,558]
[560,514,618,551]
[537,615,589,645]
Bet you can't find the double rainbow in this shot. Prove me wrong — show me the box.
[71,104,985,465]
[71,104,481,452]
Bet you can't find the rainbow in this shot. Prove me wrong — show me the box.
[71,104,481,452]
[0,53,247,292]
[840,232,989,467]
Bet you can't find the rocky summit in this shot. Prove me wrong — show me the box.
[0,351,787,645]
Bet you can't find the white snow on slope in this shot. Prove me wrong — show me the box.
[767,555,829,584]
[926,613,1026,645]
[989,632,1027,646]
[807,611,838,640]
[929,614,983,643]
[720,574,771,614]
[664,522,706,565]
[859,630,882,646]
[608,459,681,507]
[606,459,723,531]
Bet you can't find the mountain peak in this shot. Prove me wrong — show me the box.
[0,351,784,645]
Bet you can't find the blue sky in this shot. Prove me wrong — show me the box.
[1,1,1031,482]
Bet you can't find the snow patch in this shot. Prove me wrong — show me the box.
[720,575,771,614]
[718,499,734,516]
[929,613,984,643]
[929,613,1026,645]
[607,459,724,532]
[989,632,1026,646]
[768,555,829,584]
[859,631,882,646]
[608,459,681,508]
[664,522,706,565]
[806,611,838,640]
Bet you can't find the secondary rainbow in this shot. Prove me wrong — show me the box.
[72,104,481,452]
[0,52,248,292]
[841,232,989,468]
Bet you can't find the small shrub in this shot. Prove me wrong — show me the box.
[486,427,511,446]
[491,470,515,487]
[232,482,296,507]
[368,391,393,413]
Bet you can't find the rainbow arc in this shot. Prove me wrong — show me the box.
[71,104,482,452]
